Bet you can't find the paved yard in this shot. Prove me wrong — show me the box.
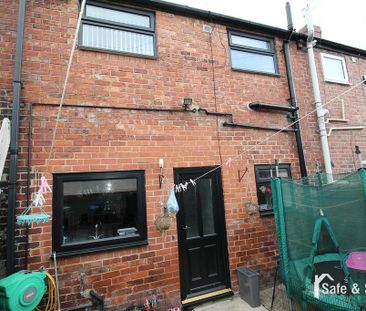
[193,295,267,311]
[193,285,292,311]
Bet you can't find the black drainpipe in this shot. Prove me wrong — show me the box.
[283,2,307,177]
[7,0,26,275]
[90,290,105,311]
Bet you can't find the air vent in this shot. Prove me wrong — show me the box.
[203,24,212,33]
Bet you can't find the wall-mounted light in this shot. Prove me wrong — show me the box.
[183,97,192,110]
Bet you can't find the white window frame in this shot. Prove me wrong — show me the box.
[320,53,349,84]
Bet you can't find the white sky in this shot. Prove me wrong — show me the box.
[165,0,366,50]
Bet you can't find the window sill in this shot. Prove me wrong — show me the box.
[259,210,274,216]
[78,45,158,60]
[231,67,280,78]
[324,79,351,86]
[53,239,148,258]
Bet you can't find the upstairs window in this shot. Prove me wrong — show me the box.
[254,164,291,216]
[80,1,156,57]
[229,31,278,75]
[321,53,349,84]
[53,170,147,256]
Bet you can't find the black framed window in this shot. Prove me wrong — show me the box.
[79,1,156,58]
[254,164,291,216]
[53,170,147,257]
[228,31,279,75]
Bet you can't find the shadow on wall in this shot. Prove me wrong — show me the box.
[0,187,7,278]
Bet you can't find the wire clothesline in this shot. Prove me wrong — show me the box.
[183,77,366,186]
[45,0,366,193]
[48,0,87,160]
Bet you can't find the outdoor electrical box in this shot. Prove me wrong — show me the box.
[0,271,47,311]
[237,267,260,307]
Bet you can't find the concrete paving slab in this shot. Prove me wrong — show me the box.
[193,294,267,311]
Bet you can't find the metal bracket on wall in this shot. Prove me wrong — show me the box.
[159,174,165,189]
[238,167,248,182]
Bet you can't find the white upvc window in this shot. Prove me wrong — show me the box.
[321,53,349,84]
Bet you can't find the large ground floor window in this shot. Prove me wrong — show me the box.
[52,170,147,256]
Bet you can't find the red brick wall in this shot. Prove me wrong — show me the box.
[1,0,366,309]
[0,0,19,277]
[290,45,366,174]
[316,51,366,173]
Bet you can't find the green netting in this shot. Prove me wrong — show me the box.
[272,169,366,311]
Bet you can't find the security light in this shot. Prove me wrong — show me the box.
[183,97,192,110]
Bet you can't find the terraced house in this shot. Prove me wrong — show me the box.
[1,0,366,309]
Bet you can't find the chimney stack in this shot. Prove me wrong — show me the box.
[299,25,322,38]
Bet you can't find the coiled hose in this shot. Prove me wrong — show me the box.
[36,271,58,311]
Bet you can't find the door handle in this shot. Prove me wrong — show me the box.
[182,225,191,230]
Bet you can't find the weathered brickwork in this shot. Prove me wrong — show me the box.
[0,0,19,277]
[1,0,366,309]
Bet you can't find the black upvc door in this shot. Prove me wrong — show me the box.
[174,167,231,301]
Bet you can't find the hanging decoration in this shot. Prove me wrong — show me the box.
[17,173,51,225]
[155,174,172,233]
[155,210,171,233]
[225,157,233,167]
[174,179,196,193]
[16,1,88,227]
[166,188,179,214]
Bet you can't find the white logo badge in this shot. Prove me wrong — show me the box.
[314,273,334,299]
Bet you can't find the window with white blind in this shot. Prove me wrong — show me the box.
[80,1,156,58]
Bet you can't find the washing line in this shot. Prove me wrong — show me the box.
[44,0,366,190]
[48,0,86,159]
[185,77,366,186]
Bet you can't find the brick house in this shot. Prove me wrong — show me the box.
[1,0,366,309]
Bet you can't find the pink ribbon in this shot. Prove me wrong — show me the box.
[38,176,52,196]
[225,157,233,167]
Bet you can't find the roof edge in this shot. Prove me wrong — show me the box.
[119,0,366,57]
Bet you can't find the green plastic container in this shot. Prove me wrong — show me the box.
[0,271,47,311]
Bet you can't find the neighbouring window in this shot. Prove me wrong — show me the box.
[53,171,147,256]
[321,53,349,84]
[80,1,156,57]
[254,164,291,216]
[229,31,278,75]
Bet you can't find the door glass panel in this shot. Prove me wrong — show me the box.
[198,178,215,235]
[182,187,199,238]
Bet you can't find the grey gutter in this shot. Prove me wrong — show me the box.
[119,0,366,57]
[7,0,26,275]
[121,0,294,37]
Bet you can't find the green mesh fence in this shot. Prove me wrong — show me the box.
[272,170,366,311]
